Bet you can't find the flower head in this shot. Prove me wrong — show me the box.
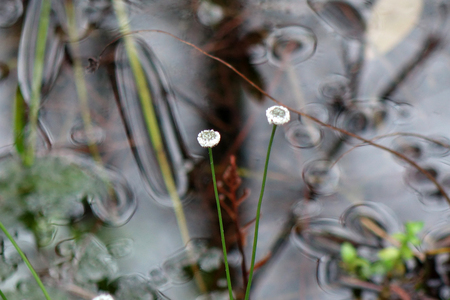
[197,130,221,148]
[266,106,290,125]
[92,294,114,300]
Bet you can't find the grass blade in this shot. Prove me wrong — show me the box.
[13,86,26,159]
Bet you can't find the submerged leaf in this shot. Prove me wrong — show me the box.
[114,38,193,206]
[366,0,424,58]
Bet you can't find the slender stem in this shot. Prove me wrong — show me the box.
[25,0,51,166]
[209,147,234,300]
[245,124,277,300]
[65,0,102,162]
[0,288,7,300]
[0,221,51,300]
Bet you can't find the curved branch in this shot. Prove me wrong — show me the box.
[331,132,450,167]
[94,30,450,206]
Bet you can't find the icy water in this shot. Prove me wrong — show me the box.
[2,0,450,299]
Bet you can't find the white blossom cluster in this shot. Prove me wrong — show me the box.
[197,129,221,148]
[266,106,290,125]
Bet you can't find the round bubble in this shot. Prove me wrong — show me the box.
[248,43,268,65]
[335,99,395,141]
[391,136,424,162]
[88,169,137,227]
[197,0,224,26]
[302,159,340,195]
[404,165,450,211]
[0,0,23,28]
[149,267,169,288]
[266,26,317,67]
[299,102,330,125]
[319,74,350,100]
[291,199,322,220]
[285,121,322,149]
[391,135,450,165]
[290,218,365,260]
[341,202,401,246]
[70,121,105,146]
[107,238,134,258]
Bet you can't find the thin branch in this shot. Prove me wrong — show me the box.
[331,132,450,168]
[93,30,450,206]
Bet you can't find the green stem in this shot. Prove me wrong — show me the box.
[24,0,52,166]
[244,124,277,300]
[0,221,51,300]
[0,288,7,300]
[209,147,234,300]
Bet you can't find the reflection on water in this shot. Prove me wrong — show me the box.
[2,0,450,299]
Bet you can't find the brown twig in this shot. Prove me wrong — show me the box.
[330,132,450,168]
[217,155,250,290]
[93,30,450,206]
[252,251,272,272]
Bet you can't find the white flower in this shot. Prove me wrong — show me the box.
[92,294,114,300]
[197,130,221,148]
[266,105,290,125]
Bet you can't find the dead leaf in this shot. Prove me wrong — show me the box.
[366,0,423,58]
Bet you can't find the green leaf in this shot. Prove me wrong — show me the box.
[378,247,400,262]
[360,262,373,279]
[405,221,424,236]
[0,288,7,300]
[392,233,407,243]
[408,236,422,246]
[400,246,414,260]
[371,261,388,275]
[354,258,372,279]
[341,242,357,263]
[13,86,27,160]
